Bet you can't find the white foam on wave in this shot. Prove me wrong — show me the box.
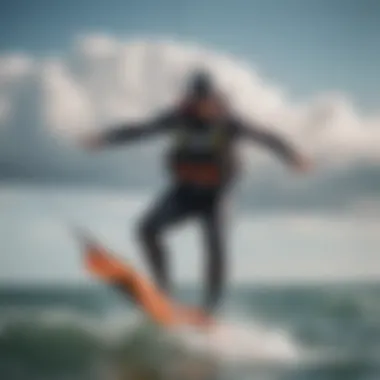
[0,306,302,368]
[172,316,301,366]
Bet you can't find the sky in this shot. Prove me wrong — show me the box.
[0,0,379,284]
[1,0,380,110]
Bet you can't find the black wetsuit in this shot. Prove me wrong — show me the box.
[103,104,299,312]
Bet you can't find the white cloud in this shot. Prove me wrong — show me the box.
[0,54,34,84]
[0,34,379,168]
[0,53,34,127]
[41,59,94,137]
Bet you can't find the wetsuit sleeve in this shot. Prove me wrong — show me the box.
[102,111,177,145]
[232,117,300,164]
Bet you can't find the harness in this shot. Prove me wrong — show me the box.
[169,118,230,187]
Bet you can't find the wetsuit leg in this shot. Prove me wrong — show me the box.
[200,192,227,312]
[137,186,193,294]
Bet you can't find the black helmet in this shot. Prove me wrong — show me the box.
[187,69,215,98]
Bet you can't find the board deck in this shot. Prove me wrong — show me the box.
[77,232,213,328]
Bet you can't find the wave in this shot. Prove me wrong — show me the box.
[173,317,300,364]
[0,307,304,378]
[2,282,380,380]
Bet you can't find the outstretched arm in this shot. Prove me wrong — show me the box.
[233,117,312,171]
[82,111,177,149]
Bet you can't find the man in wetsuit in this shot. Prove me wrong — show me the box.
[83,70,312,314]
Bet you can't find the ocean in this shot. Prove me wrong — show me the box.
[0,282,380,380]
